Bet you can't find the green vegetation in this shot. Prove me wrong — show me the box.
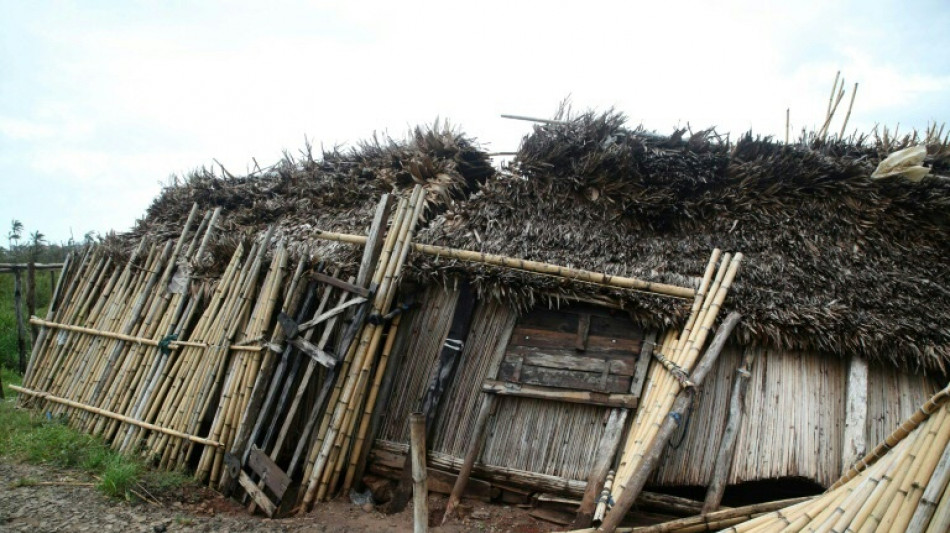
[0,370,195,501]
[2,218,93,371]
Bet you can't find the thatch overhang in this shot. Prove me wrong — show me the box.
[412,112,950,372]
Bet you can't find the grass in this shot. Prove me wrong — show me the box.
[1,369,195,502]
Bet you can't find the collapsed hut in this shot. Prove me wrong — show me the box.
[14,111,950,529]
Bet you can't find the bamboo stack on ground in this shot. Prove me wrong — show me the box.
[298,185,426,511]
[15,208,313,488]
[607,251,742,514]
[720,382,950,533]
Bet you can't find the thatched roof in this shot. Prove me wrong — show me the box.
[120,124,494,272]
[121,113,950,371]
[413,112,950,371]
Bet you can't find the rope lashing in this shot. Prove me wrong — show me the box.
[158,333,179,356]
[652,350,695,389]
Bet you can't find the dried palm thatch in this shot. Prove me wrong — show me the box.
[112,123,494,274]
[106,111,949,371]
[413,110,950,371]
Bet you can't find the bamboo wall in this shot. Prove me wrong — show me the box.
[376,288,942,491]
[866,362,939,448]
[654,346,939,489]
[377,290,608,482]
[655,345,848,487]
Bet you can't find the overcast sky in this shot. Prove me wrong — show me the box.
[2,0,948,243]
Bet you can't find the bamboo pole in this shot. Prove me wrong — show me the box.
[12,385,221,447]
[309,229,695,299]
[613,252,737,503]
[410,412,428,533]
[907,419,950,532]
[598,311,743,533]
[301,188,424,509]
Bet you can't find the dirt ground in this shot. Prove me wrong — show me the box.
[0,462,559,533]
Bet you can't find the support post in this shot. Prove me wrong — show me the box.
[13,268,27,374]
[574,409,628,528]
[702,347,756,513]
[27,260,37,344]
[410,412,428,533]
[598,312,742,533]
[841,354,868,474]
[442,393,496,524]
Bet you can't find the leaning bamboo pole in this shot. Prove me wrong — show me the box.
[341,315,402,491]
[298,199,410,493]
[11,385,222,447]
[612,253,740,506]
[324,187,428,498]
[300,186,425,509]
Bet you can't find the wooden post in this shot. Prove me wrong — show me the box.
[13,268,27,374]
[410,412,428,533]
[702,347,756,513]
[442,393,496,523]
[597,312,742,533]
[27,260,37,344]
[574,409,628,528]
[842,355,868,474]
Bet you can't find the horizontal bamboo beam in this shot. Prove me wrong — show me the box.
[0,262,64,271]
[29,316,262,352]
[311,229,695,299]
[11,385,223,447]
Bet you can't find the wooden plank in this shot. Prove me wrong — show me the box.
[842,354,869,473]
[247,446,292,498]
[481,381,638,409]
[517,308,579,333]
[289,337,337,368]
[512,364,630,393]
[312,271,370,297]
[588,314,643,339]
[427,468,494,501]
[508,346,636,376]
[510,326,640,352]
[575,313,591,351]
[238,470,277,517]
[296,297,367,332]
[630,331,657,399]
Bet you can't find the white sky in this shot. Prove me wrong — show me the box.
[2,0,949,243]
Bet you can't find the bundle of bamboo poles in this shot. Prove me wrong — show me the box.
[607,251,742,513]
[722,383,950,533]
[297,185,427,510]
[16,204,312,487]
